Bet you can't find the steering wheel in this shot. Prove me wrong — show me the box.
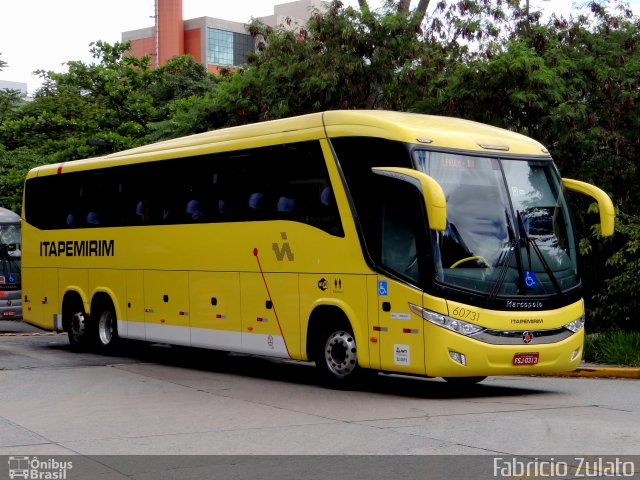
[405,254,418,273]
[450,256,490,268]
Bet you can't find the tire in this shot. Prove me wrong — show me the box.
[67,310,90,351]
[315,324,361,386]
[443,376,487,385]
[91,303,119,352]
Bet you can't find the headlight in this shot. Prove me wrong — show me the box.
[564,314,585,333]
[409,303,484,336]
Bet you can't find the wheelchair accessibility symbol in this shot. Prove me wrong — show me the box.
[524,270,538,289]
[378,280,389,297]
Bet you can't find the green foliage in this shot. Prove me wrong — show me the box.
[0,145,42,213]
[584,330,640,366]
[0,89,24,124]
[148,93,223,141]
[59,41,158,132]
[588,210,640,329]
[149,55,217,108]
[428,5,640,213]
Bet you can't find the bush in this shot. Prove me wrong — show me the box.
[583,330,640,366]
[589,211,640,331]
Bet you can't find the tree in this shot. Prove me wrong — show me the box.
[149,55,217,108]
[177,0,451,127]
[0,89,23,125]
[424,4,640,213]
[59,41,158,134]
[0,41,160,159]
[583,209,640,330]
[0,145,42,213]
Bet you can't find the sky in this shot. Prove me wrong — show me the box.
[0,0,634,94]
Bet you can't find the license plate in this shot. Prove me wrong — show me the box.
[513,352,539,365]
[2,310,15,317]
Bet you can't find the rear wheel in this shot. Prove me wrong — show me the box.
[91,302,119,351]
[68,310,90,351]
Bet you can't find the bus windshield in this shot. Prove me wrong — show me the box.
[414,150,579,297]
[0,222,21,288]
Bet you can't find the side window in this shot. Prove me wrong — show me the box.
[381,193,420,284]
[378,177,430,285]
[331,137,413,263]
[25,141,343,236]
[216,141,343,236]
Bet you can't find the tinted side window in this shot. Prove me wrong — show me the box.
[24,141,343,236]
[379,179,429,285]
[331,137,413,262]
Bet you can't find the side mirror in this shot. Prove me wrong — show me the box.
[562,178,615,237]
[372,167,446,231]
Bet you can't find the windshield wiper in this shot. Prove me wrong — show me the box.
[516,210,563,297]
[488,209,521,304]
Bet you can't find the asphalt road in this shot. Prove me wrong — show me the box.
[1,320,639,479]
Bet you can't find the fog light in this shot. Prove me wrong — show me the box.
[571,347,581,361]
[449,351,467,366]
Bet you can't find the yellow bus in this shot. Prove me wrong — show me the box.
[21,110,614,384]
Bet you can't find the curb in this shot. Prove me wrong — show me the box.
[0,332,65,337]
[548,366,640,379]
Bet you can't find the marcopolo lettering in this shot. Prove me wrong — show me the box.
[505,300,544,309]
[40,240,115,257]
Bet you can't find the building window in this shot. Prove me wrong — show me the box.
[207,28,254,67]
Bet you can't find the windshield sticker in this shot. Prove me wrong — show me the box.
[524,270,538,289]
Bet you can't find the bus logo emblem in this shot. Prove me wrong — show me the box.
[522,331,534,344]
[272,232,294,261]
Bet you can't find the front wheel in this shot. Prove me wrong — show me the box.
[315,325,361,386]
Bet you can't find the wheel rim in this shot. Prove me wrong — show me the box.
[98,310,113,346]
[70,312,85,342]
[324,330,357,378]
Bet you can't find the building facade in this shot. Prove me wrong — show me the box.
[122,0,322,73]
[0,80,28,97]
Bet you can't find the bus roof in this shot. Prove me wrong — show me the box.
[27,110,550,178]
[0,207,20,223]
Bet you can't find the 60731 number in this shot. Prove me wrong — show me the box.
[451,306,480,322]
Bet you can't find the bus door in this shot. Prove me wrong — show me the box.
[376,277,426,375]
[373,178,428,375]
